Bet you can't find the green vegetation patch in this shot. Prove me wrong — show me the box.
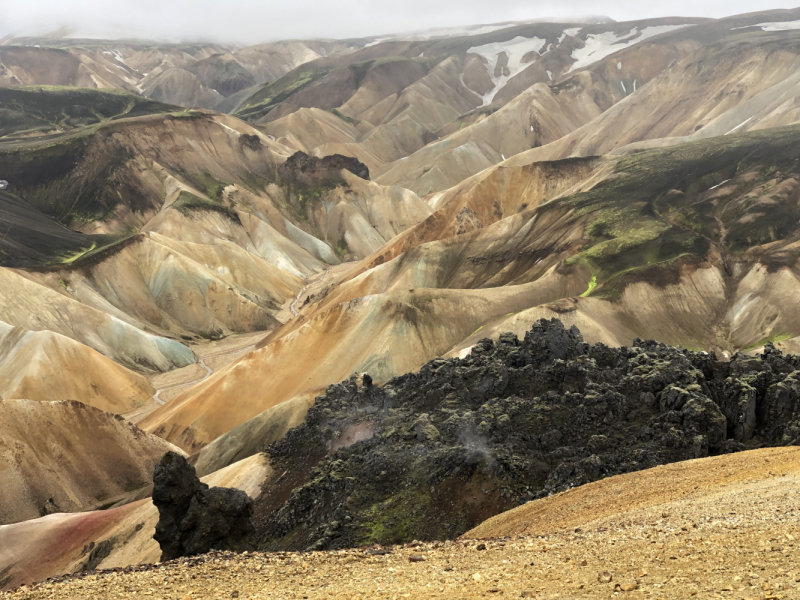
[744,333,793,352]
[235,67,334,122]
[549,124,800,299]
[0,86,175,138]
[189,171,230,202]
[580,276,597,297]
[172,191,241,224]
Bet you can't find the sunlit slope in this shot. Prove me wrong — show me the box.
[318,124,800,357]
[138,123,800,450]
[0,109,434,374]
[139,272,587,452]
[0,323,154,411]
[0,399,181,525]
[467,447,800,538]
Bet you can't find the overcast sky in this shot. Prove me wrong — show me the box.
[3,0,799,45]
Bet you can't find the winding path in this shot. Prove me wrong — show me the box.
[153,268,332,405]
[289,268,331,317]
[152,344,256,405]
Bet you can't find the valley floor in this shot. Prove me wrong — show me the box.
[5,448,798,600]
[124,332,270,424]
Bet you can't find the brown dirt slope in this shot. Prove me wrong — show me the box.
[4,447,798,599]
[0,399,182,525]
[0,323,154,412]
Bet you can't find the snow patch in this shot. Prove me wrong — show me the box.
[709,179,731,191]
[725,116,754,135]
[733,20,800,32]
[102,48,126,64]
[546,69,553,81]
[568,25,689,73]
[617,61,622,70]
[467,36,547,106]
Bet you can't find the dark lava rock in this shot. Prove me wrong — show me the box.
[278,151,369,186]
[41,497,61,517]
[153,452,255,561]
[81,538,115,571]
[254,319,800,553]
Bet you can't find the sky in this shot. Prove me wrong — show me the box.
[2,0,798,45]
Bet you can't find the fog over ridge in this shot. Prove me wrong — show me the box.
[3,0,799,45]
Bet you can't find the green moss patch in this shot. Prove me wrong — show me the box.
[172,191,241,224]
[549,124,800,298]
[235,68,334,122]
[0,86,175,138]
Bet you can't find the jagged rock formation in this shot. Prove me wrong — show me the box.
[152,452,255,561]
[278,151,370,186]
[255,319,800,551]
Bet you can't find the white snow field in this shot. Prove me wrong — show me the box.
[467,36,547,106]
[567,25,691,72]
[735,21,800,32]
[466,24,690,106]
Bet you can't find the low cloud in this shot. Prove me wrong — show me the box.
[3,0,797,45]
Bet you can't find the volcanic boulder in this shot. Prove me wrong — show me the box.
[153,452,255,561]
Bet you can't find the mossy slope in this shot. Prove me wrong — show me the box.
[0,86,175,138]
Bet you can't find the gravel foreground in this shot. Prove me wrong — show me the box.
[4,449,799,600]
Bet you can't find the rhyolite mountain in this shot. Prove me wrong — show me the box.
[3,6,800,590]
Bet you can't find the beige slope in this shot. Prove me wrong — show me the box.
[469,446,800,538]
[0,267,194,372]
[262,107,363,155]
[140,68,223,109]
[1,111,293,237]
[22,233,302,341]
[244,19,704,189]
[316,55,487,172]
[440,257,800,361]
[372,71,607,194]
[0,39,348,110]
[372,23,800,195]
[311,178,594,315]
[304,171,433,261]
[0,46,139,92]
[507,31,800,167]
[0,322,153,412]
[191,389,319,477]
[232,41,345,83]
[140,270,586,452]
[373,50,676,196]
[1,111,435,372]
[142,180,329,278]
[0,399,183,525]
[0,453,271,591]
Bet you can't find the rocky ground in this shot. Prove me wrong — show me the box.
[4,447,798,600]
